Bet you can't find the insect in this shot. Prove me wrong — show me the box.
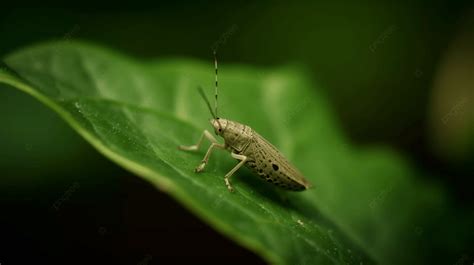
[178,51,311,192]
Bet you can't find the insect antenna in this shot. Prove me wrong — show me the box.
[198,86,223,132]
[198,86,216,119]
[213,50,219,118]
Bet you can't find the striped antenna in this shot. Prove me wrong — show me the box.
[213,50,219,118]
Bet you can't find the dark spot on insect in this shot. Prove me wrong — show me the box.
[258,169,263,173]
[272,164,279,171]
[263,164,267,168]
[268,159,272,163]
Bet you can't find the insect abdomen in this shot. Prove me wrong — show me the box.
[242,133,309,191]
[245,160,306,191]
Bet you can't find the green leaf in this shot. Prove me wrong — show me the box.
[0,41,466,264]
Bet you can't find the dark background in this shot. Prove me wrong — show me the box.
[0,2,473,264]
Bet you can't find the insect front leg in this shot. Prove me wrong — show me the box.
[179,130,218,151]
[195,142,225,172]
[179,130,225,172]
[224,153,248,192]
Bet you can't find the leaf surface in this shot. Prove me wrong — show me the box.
[0,41,458,264]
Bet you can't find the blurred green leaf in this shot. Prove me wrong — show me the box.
[0,41,469,264]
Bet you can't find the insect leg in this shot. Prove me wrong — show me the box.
[195,142,225,173]
[224,153,248,192]
[179,130,218,151]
